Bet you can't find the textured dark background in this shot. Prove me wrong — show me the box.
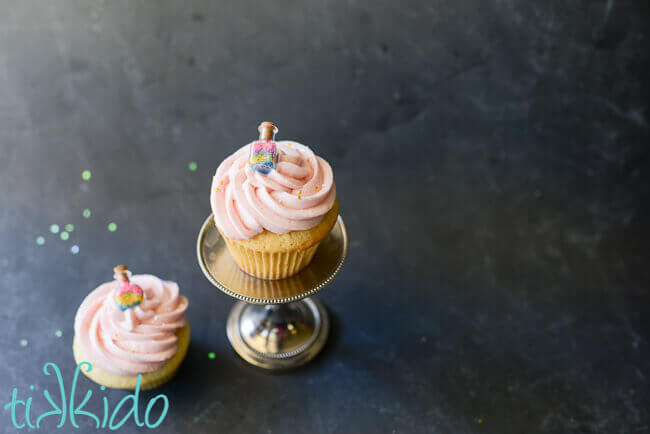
[1,0,649,433]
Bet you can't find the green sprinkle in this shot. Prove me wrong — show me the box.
[100,386,106,391]
[82,170,92,181]
[29,385,34,391]
[19,339,28,347]
[82,208,91,219]
[107,222,117,232]
[188,161,198,172]
[65,224,74,232]
[208,352,216,360]
[70,245,80,255]
[60,231,69,241]
[36,236,45,246]
[50,224,60,234]
[55,330,62,338]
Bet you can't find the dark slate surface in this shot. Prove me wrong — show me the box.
[1,0,649,433]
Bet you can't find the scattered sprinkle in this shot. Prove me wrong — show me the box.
[208,352,216,360]
[297,195,302,200]
[115,333,119,338]
[100,386,106,391]
[308,157,312,162]
[19,339,28,347]
[36,236,45,246]
[107,222,118,232]
[82,208,91,219]
[215,188,221,192]
[315,186,320,191]
[60,231,69,241]
[50,224,60,234]
[297,190,302,195]
[55,330,63,338]
[131,350,135,353]
[65,224,74,232]
[287,143,292,146]
[81,170,92,181]
[477,419,483,424]
[220,181,223,185]
[30,385,34,391]
[70,245,80,255]
[238,165,244,169]
[188,161,198,172]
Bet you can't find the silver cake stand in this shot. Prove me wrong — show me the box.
[196,214,348,370]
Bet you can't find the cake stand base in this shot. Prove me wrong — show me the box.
[226,297,329,370]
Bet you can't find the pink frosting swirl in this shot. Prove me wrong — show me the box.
[211,141,336,240]
[74,275,188,376]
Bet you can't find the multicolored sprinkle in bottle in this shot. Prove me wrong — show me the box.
[113,265,144,311]
[249,121,279,174]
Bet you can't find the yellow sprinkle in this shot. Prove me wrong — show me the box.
[297,190,302,195]
[315,186,320,191]
[220,180,224,185]
[308,157,312,162]
[215,188,221,192]
[115,333,119,338]
[477,419,483,424]
[287,143,292,146]
[238,165,243,169]
[131,350,135,353]
[298,195,302,200]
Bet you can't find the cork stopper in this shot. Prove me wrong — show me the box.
[258,121,278,141]
[113,264,130,282]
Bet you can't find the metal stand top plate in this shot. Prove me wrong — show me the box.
[197,215,348,304]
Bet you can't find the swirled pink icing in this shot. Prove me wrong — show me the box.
[210,141,336,240]
[74,275,188,376]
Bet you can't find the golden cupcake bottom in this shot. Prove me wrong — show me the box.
[218,200,339,280]
[72,323,190,391]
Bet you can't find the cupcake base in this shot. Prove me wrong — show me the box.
[72,323,190,391]
[218,200,339,280]
[223,239,319,280]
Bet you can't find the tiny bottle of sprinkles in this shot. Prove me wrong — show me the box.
[249,121,279,174]
[113,265,144,311]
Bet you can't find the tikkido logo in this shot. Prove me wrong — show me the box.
[3,362,169,430]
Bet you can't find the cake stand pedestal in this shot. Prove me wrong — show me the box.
[196,215,348,370]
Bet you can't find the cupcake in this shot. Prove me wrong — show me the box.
[210,122,338,280]
[73,265,190,390]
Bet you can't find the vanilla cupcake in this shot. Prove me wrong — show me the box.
[211,122,338,280]
[73,265,190,390]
